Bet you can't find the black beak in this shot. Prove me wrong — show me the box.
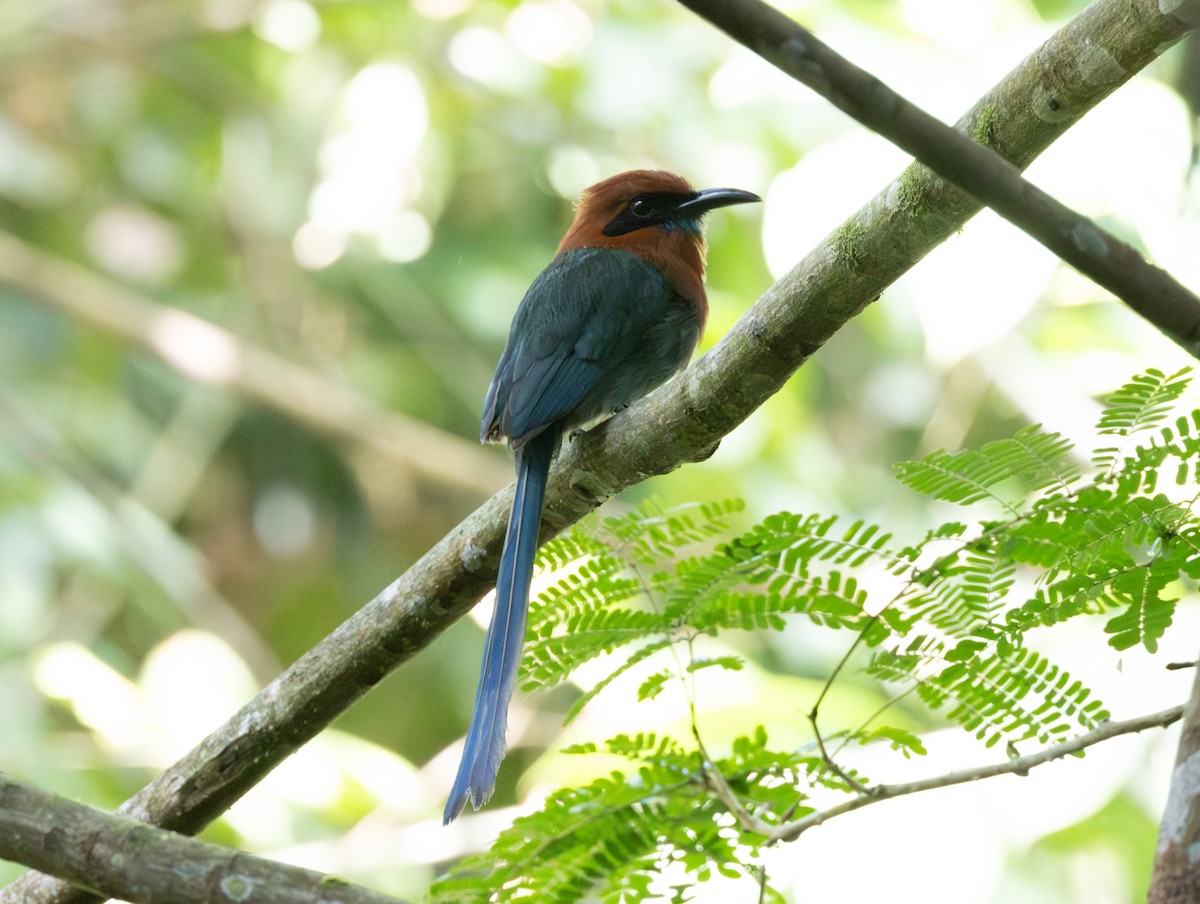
[602,185,761,237]
[675,187,761,216]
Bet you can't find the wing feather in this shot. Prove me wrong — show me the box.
[481,248,701,448]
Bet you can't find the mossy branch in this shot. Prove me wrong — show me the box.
[678,0,1200,355]
[0,772,409,904]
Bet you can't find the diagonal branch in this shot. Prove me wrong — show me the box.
[0,772,409,904]
[678,0,1200,356]
[2,2,1190,901]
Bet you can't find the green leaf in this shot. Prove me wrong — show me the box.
[1103,563,1178,652]
[637,670,672,702]
[894,425,1076,510]
[1093,367,1193,469]
[858,726,928,758]
[1096,367,1192,436]
[601,498,745,565]
[687,655,745,674]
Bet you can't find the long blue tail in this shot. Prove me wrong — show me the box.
[444,431,556,823]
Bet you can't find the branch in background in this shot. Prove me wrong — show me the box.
[0,772,410,904]
[0,230,510,498]
[0,387,283,680]
[1149,663,1200,901]
[1,1,1189,901]
[677,0,1200,357]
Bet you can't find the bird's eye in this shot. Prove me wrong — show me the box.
[629,198,654,218]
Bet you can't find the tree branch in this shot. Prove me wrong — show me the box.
[0,230,510,498]
[677,0,1200,357]
[699,706,1184,842]
[0,772,409,904]
[1149,657,1200,901]
[2,1,1189,901]
[767,705,1185,843]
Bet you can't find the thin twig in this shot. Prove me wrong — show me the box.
[769,704,1183,843]
[829,684,918,761]
[704,705,1181,844]
[806,709,868,795]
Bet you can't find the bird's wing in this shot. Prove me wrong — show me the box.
[485,248,683,447]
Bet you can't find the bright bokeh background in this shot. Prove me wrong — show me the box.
[0,0,1197,901]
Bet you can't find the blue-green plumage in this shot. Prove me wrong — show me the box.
[444,171,758,824]
[445,248,702,824]
[482,248,703,448]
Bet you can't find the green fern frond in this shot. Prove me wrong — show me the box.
[724,731,821,819]
[663,549,763,620]
[866,633,949,692]
[894,425,1076,511]
[523,607,666,690]
[1093,367,1192,469]
[432,736,782,904]
[601,498,745,565]
[901,537,1018,635]
[997,518,1077,570]
[1000,490,1195,649]
[536,523,614,573]
[597,732,688,760]
[1001,487,1188,581]
[1096,367,1192,436]
[848,726,928,758]
[527,555,642,633]
[525,508,894,715]
[636,669,673,702]
[1113,412,1200,493]
[689,571,879,639]
[1102,554,1184,652]
[1004,425,1082,494]
[869,634,1109,749]
[760,513,896,567]
[866,647,929,689]
[432,772,675,903]
[917,645,1108,747]
[656,512,891,626]
[894,449,1011,507]
[687,655,746,675]
[892,521,970,574]
[635,512,892,639]
[960,550,1016,621]
[903,548,1015,637]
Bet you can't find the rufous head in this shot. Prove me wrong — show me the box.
[556,170,759,309]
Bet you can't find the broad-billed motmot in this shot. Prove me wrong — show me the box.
[445,170,760,823]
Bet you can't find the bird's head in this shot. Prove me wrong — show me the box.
[555,170,759,324]
[559,170,760,252]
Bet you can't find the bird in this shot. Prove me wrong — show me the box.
[444,169,760,824]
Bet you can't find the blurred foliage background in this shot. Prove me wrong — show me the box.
[1,0,1198,901]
